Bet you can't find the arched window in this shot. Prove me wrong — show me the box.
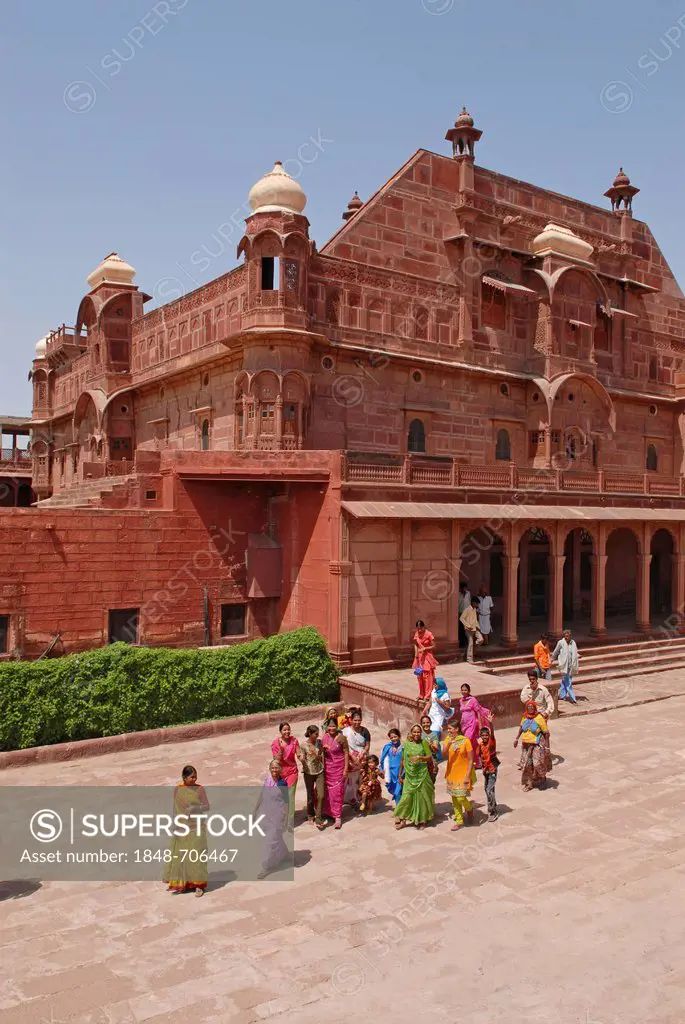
[646,444,658,471]
[495,428,511,461]
[408,419,426,453]
[201,419,210,451]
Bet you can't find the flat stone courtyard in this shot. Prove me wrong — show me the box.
[2,690,685,1023]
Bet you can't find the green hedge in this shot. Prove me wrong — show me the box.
[0,627,339,751]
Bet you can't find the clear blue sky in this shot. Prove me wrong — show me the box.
[2,0,684,414]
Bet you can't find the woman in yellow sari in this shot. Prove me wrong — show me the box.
[162,765,210,897]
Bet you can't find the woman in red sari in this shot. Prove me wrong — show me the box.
[322,717,349,829]
[271,722,300,828]
[412,620,438,702]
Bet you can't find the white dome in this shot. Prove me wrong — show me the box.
[35,335,48,358]
[86,252,136,290]
[532,224,594,263]
[248,161,307,216]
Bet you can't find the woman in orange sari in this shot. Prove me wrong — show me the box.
[162,765,210,897]
[413,620,438,702]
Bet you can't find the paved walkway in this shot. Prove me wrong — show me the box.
[2,689,685,1022]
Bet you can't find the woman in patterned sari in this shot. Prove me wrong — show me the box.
[458,683,493,768]
[162,765,210,897]
[343,710,370,808]
[514,701,551,791]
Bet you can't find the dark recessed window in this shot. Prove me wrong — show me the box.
[201,419,210,451]
[646,445,658,472]
[407,418,426,454]
[495,428,511,461]
[499,382,509,397]
[145,490,157,500]
[221,604,246,637]
[108,608,139,644]
[0,615,9,654]
[412,370,423,384]
[261,257,279,291]
[203,373,210,386]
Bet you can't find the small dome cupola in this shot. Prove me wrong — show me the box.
[248,161,307,216]
[86,252,136,290]
[34,335,48,358]
[604,167,640,212]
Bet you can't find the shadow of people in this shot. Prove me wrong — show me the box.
[0,879,42,902]
[206,871,237,892]
[293,849,312,869]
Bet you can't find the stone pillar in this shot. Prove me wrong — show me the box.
[549,555,566,635]
[636,553,652,632]
[447,521,461,647]
[501,554,520,647]
[519,535,530,622]
[398,520,412,648]
[590,555,608,637]
[328,511,352,666]
[673,553,685,622]
[571,532,582,615]
[543,426,552,469]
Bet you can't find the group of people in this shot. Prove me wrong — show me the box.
[162,667,558,892]
[533,629,580,704]
[458,582,494,663]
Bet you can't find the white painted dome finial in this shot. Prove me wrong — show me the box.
[248,161,307,216]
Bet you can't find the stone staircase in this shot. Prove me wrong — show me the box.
[481,635,685,685]
[34,475,134,509]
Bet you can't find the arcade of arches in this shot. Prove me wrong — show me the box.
[457,521,684,643]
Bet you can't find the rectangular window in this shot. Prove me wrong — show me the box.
[261,257,279,291]
[108,608,139,645]
[0,615,8,654]
[145,490,157,500]
[221,603,246,637]
[481,283,506,330]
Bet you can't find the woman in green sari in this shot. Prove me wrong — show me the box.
[162,765,210,897]
[393,724,435,830]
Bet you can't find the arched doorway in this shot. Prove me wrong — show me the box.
[16,483,34,507]
[563,529,593,623]
[518,527,552,626]
[606,528,638,627]
[650,529,675,620]
[460,528,505,635]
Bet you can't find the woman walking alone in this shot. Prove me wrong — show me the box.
[394,724,435,830]
[412,620,439,702]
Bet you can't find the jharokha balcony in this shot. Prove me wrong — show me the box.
[340,453,685,499]
[45,325,88,366]
[0,448,32,476]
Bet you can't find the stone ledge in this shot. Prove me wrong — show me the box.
[0,701,342,770]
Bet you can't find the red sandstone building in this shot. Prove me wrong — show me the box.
[3,109,685,663]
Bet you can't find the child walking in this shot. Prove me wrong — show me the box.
[477,725,500,822]
[441,715,475,831]
[358,755,382,814]
[297,725,326,830]
[380,728,403,806]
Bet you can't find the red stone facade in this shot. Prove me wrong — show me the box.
[3,112,685,664]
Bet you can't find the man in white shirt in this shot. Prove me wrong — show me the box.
[458,581,471,651]
[552,629,579,704]
[520,669,554,719]
[477,584,494,646]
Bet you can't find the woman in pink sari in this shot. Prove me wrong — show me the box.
[271,722,300,828]
[413,620,438,702]
[458,683,493,768]
[322,717,349,830]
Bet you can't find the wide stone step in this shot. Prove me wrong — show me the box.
[483,635,685,671]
